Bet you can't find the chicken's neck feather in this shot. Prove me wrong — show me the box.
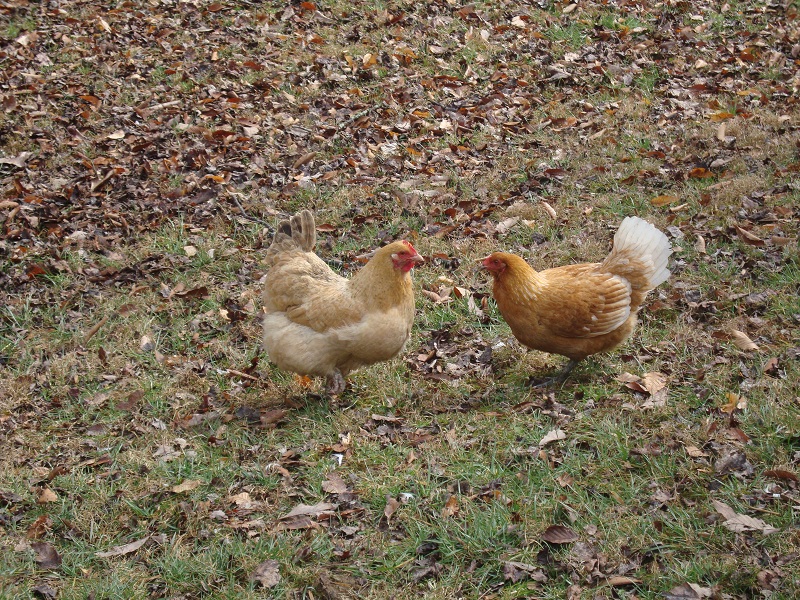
[494,258,543,303]
[349,257,414,310]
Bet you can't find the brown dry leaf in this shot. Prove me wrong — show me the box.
[26,515,53,539]
[96,535,150,558]
[31,542,62,569]
[541,525,579,544]
[442,494,459,518]
[651,195,679,206]
[694,234,707,254]
[139,335,155,352]
[709,111,735,121]
[30,583,57,600]
[711,499,778,534]
[183,245,198,257]
[421,288,451,304]
[538,428,566,447]
[292,151,317,169]
[684,445,708,458]
[495,216,520,235]
[641,372,667,394]
[280,502,337,521]
[556,472,574,487]
[735,225,765,247]
[540,201,557,219]
[384,496,401,521]
[665,583,713,599]
[721,392,746,413]
[251,559,281,588]
[37,488,58,504]
[763,469,798,482]
[274,515,317,531]
[229,492,256,508]
[730,330,759,351]
[172,479,202,494]
[321,472,350,495]
[606,576,641,586]
[689,167,714,179]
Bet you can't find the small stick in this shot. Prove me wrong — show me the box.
[90,170,117,193]
[225,368,259,381]
[84,315,109,343]
[229,194,270,226]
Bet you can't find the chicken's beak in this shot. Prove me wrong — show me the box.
[409,254,425,264]
[474,257,489,272]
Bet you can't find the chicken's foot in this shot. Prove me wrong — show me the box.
[530,359,579,388]
[325,369,347,396]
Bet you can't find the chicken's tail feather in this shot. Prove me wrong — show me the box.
[266,209,316,263]
[603,216,672,291]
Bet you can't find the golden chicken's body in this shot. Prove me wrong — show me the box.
[263,210,422,395]
[483,217,671,383]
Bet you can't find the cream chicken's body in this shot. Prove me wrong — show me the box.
[263,210,422,395]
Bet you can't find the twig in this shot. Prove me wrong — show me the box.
[225,369,259,381]
[146,100,181,113]
[337,108,373,130]
[90,169,117,193]
[84,316,109,343]
[229,194,271,227]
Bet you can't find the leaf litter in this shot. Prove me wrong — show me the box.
[1,0,798,597]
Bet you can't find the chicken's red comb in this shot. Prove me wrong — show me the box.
[401,240,419,254]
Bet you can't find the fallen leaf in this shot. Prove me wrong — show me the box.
[641,371,667,394]
[183,245,198,257]
[31,583,57,600]
[735,225,765,247]
[172,479,202,494]
[665,583,713,599]
[689,167,714,179]
[684,445,708,458]
[764,469,798,482]
[321,472,350,495]
[229,492,256,508]
[292,151,317,169]
[495,216,520,234]
[711,499,777,534]
[280,502,337,521]
[730,330,759,351]
[31,542,62,569]
[605,576,640,586]
[384,496,401,521]
[37,488,58,504]
[251,559,281,588]
[26,515,53,539]
[540,201,557,219]
[695,234,706,254]
[96,535,150,558]
[651,195,679,206]
[442,494,459,518]
[541,525,579,544]
[140,335,155,352]
[0,151,34,168]
[721,392,747,413]
[538,428,566,447]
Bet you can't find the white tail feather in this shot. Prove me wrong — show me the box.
[613,216,672,288]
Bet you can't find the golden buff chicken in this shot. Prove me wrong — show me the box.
[481,216,671,385]
[262,210,424,395]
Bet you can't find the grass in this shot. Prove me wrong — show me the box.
[2,0,800,598]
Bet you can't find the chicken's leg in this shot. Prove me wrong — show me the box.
[530,359,579,388]
[325,369,347,396]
